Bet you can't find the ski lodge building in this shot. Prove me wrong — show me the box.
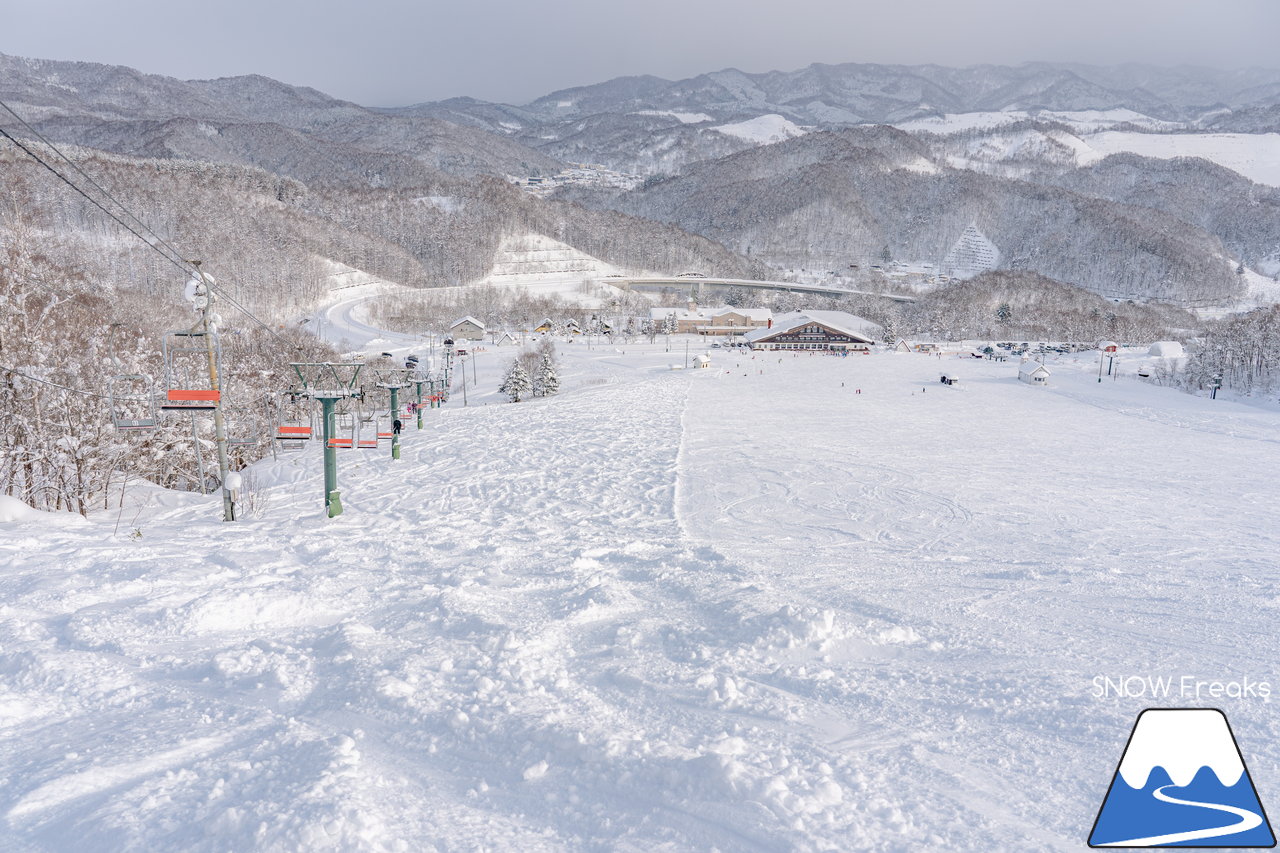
[649,305,773,336]
[449,316,486,341]
[744,311,879,352]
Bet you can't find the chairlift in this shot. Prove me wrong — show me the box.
[357,412,380,449]
[274,394,314,450]
[109,373,158,431]
[327,407,355,449]
[160,331,221,411]
[221,403,260,448]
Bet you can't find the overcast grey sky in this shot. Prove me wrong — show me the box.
[4,0,1277,107]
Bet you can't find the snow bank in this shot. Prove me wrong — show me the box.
[0,495,85,524]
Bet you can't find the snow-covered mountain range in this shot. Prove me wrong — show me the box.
[3,51,1279,307]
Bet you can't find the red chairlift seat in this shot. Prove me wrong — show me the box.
[161,389,221,410]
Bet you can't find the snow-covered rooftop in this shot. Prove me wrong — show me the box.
[745,310,880,343]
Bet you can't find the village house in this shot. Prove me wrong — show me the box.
[448,316,486,341]
[744,311,879,352]
[492,330,519,346]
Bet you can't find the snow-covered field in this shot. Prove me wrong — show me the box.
[897,110,1280,188]
[1082,131,1280,188]
[894,109,1184,135]
[2,343,1278,851]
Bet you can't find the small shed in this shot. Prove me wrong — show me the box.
[1018,361,1051,385]
[694,353,712,369]
[1148,341,1185,359]
[892,338,912,353]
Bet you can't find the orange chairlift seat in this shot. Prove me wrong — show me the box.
[326,408,356,449]
[357,413,379,449]
[160,331,222,411]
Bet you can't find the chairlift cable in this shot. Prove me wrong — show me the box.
[0,126,192,276]
[0,109,301,353]
[1,363,273,408]
[0,99,193,270]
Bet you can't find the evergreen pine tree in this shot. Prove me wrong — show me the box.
[537,354,560,397]
[880,312,899,347]
[500,359,533,402]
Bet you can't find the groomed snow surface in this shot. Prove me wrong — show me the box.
[2,344,1279,851]
[712,115,808,145]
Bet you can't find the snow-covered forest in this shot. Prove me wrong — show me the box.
[1184,305,1280,396]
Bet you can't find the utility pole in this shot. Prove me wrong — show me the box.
[190,261,235,521]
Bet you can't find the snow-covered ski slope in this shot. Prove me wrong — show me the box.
[2,345,1278,851]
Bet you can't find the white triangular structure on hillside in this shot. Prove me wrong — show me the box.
[481,233,626,282]
[941,224,1001,280]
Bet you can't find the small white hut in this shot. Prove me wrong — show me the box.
[694,353,712,369]
[1018,360,1051,386]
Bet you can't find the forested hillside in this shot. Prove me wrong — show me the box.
[567,128,1244,306]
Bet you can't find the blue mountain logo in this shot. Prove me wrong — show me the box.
[1090,708,1275,847]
